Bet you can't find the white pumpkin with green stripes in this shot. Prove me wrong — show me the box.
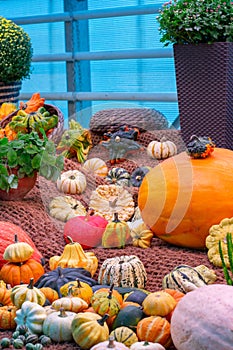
[98,255,147,289]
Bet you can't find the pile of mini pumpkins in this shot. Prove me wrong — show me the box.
[0,226,183,350]
[1,219,229,350]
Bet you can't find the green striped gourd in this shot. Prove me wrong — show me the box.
[106,167,131,186]
[162,264,217,293]
[98,255,147,289]
[110,326,138,347]
[102,213,131,248]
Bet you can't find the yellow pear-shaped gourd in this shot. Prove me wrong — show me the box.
[49,236,98,276]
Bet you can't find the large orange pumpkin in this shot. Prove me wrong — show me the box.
[138,148,233,249]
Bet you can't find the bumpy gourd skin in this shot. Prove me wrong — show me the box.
[57,119,92,163]
[9,108,58,134]
[138,148,233,249]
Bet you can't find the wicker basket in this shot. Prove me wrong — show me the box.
[89,108,169,134]
[0,103,64,144]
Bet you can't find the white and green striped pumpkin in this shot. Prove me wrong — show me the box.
[162,264,217,293]
[106,167,131,186]
[110,326,138,347]
[98,255,147,289]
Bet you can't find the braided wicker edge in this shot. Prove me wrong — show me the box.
[0,103,64,144]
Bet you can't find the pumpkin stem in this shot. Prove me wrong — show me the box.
[107,283,115,299]
[57,266,63,277]
[76,279,82,288]
[27,278,34,289]
[97,313,109,326]
[14,234,19,243]
[58,307,68,318]
[112,212,120,223]
[67,284,74,296]
[66,236,74,245]
[189,135,200,142]
[107,336,116,348]
[85,208,95,221]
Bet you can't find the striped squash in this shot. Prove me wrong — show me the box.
[106,167,131,186]
[162,264,217,293]
[136,316,171,348]
[110,326,138,347]
[98,255,147,289]
[82,158,108,178]
[147,137,177,160]
[102,213,131,248]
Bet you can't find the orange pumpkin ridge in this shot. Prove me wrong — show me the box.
[138,148,233,249]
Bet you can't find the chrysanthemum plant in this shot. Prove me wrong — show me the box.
[0,16,33,83]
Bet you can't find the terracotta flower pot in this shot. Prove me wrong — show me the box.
[0,171,37,201]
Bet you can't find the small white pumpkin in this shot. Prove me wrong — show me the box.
[43,308,76,342]
[56,170,87,194]
[147,137,177,160]
[82,157,108,177]
[90,336,129,349]
[130,342,166,350]
[14,301,47,335]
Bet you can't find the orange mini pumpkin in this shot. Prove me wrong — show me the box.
[138,148,233,249]
[136,316,171,348]
[0,305,17,329]
[0,258,44,287]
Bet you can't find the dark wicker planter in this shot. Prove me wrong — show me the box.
[174,42,233,149]
[0,81,22,105]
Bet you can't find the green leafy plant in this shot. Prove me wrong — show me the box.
[0,16,33,83]
[157,0,233,46]
[219,233,233,285]
[0,131,64,192]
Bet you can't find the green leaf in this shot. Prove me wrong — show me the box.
[24,144,40,154]
[0,164,9,176]
[31,154,42,170]
[39,164,51,179]
[55,155,64,170]
[7,149,18,167]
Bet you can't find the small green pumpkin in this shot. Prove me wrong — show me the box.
[0,338,11,349]
[25,334,38,344]
[112,305,144,330]
[12,338,24,349]
[91,287,121,317]
[106,167,131,186]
